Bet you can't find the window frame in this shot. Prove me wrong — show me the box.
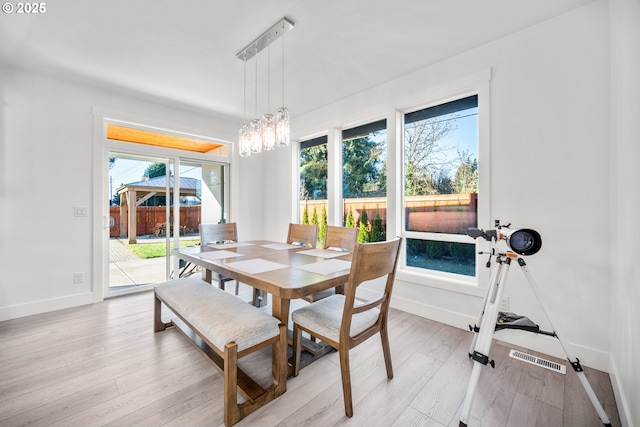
[396,82,490,293]
[399,93,480,282]
[340,119,388,235]
[297,134,329,223]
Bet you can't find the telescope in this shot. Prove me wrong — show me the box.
[460,219,612,427]
[466,220,542,256]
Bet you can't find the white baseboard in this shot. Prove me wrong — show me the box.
[0,292,95,322]
[386,292,611,372]
[609,359,633,427]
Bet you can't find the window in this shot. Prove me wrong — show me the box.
[341,120,387,242]
[403,95,478,277]
[299,136,328,226]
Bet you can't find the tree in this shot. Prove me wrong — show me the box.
[144,162,170,179]
[300,145,328,200]
[404,116,457,196]
[454,149,478,194]
[342,136,382,197]
[302,205,309,225]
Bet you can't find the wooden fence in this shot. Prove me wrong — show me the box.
[109,206,201,238]
[110,194,477,239]
[301,193,478,234]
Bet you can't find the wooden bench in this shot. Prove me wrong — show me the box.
[154,277,287,427]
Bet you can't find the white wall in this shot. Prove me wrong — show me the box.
[0,65,238,320]
[610,0,640,425]
[256,1,614,373]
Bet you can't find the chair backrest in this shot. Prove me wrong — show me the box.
[340,238,402,343]
[322,226,358,252]
[200,222,238,245]
[286,223,318,247]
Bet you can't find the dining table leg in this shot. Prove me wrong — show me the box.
[270,296,294,376]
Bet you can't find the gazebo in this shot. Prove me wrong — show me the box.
[117,176,199,244]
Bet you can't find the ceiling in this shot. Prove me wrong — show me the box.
[0,0,596,122]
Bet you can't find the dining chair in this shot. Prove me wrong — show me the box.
[303,225,359,303]
[323,225,358,252]
[199,222,240,295]
[286,223,318,247]
[291,238,402,418]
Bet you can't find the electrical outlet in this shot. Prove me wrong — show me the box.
[74,206,88,217]
[499,296,510,311]
[73,272,84,284]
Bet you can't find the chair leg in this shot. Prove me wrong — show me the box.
[234,280,240,295]
[292,324,303,376]
[380,323,394,379]
[339,346,354,417]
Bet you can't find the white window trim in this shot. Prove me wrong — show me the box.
[396,74,491,291]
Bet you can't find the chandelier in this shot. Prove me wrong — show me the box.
[238,17,294,157]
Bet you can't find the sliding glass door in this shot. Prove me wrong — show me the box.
[107,152,228,294]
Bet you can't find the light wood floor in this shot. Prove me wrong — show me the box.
[0,289,620,427]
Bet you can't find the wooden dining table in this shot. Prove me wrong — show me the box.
[172,240,353,374]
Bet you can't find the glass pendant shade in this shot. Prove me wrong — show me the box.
[237,18,293,155]
[261,113,276,151]
[275,107,290,147]
[239,122,251,157]
[250,118,263,153]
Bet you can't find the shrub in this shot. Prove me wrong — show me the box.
[371,213,385,242]
[345,209,355,228]
[426,241,445,259]
[319,206,327,243]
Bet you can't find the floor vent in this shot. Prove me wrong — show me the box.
[509,349,566,374]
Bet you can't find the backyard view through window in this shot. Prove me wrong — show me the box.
[299,136,328,243]
[298,96,478,278]
[299,123,388,245]
[403,95,478,276]
[342,120,387,243]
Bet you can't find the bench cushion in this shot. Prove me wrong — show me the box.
[155,277,280,352]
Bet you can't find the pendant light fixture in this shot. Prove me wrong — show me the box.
[236,17,294,157]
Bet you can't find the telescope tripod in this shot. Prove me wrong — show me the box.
[459,252,611,427]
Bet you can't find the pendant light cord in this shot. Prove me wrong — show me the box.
[254,44,258,118]
[267,37,271,112]
[281,24,285,106]
[243,53,247,122]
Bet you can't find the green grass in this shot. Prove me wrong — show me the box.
[128,240,200,259]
